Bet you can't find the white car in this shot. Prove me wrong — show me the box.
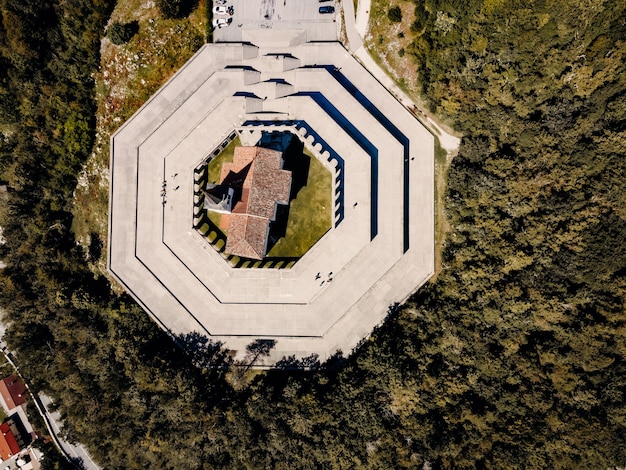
[212,17,232,28]
[213,5,233,15]
[215,0,227,4]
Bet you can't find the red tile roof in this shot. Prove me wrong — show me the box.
[220,147,292,260]
[0,422,21,460]
[225,215,270,260]
[0,375,26,411]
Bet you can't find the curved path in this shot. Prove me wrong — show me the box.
[342,0,461,152]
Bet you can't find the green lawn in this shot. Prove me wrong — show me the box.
[207,136,241,184]
[267,149,332,258]
[207,211,224,233]
[205,135,241,238]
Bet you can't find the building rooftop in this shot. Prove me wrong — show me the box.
[0,421,20,461]
[0,375,26,412]
[219,146,292,259]
[226,214,270,260]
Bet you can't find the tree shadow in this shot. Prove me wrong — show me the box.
[158,0,199,19]
[174,331,233,369]
[88,231,102,261]
[245,339,276,359]
[69,457,87,470]
[273,353,321,371]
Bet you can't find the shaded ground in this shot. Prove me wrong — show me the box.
[266,145,331,258]
[207,135,240,184]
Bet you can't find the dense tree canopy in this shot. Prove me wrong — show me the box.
[156,0,198,19]
[107,20,139,45]
[0,0,624,468]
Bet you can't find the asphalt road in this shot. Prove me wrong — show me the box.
[38,393,101,470]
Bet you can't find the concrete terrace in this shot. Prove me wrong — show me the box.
[108,31,434,366]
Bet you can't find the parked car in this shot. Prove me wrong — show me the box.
[212,17,232,28]
[213,5,234,15]
[215,0,227,4]
[319,0,333,3]
[319,5,335,13]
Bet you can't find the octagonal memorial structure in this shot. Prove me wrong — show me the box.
[193,129,333,267]
[108,39,434,367]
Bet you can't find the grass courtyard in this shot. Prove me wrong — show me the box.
[207,136,240,185]
[204,134,332,262]
[266,146,332,258]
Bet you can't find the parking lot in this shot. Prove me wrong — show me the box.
[212,0,338,42]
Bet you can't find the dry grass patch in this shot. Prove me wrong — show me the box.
[366,0,421,98]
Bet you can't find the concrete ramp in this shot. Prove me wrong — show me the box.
[245,80,294,100]
[259,53,301,72]
[243,29,306,47]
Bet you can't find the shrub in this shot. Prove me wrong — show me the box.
[156,0,198,19]
[388,6,402,23]
[107,21,139,45]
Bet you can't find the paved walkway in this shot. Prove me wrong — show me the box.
[354,0,370,38]
[353,48,461,151]
[342,0,362,51]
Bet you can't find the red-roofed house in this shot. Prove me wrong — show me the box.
[207,146,292,260]
[0,375,26,412]
[0,421,21,461]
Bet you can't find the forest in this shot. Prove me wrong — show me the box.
[0,0,624,468]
